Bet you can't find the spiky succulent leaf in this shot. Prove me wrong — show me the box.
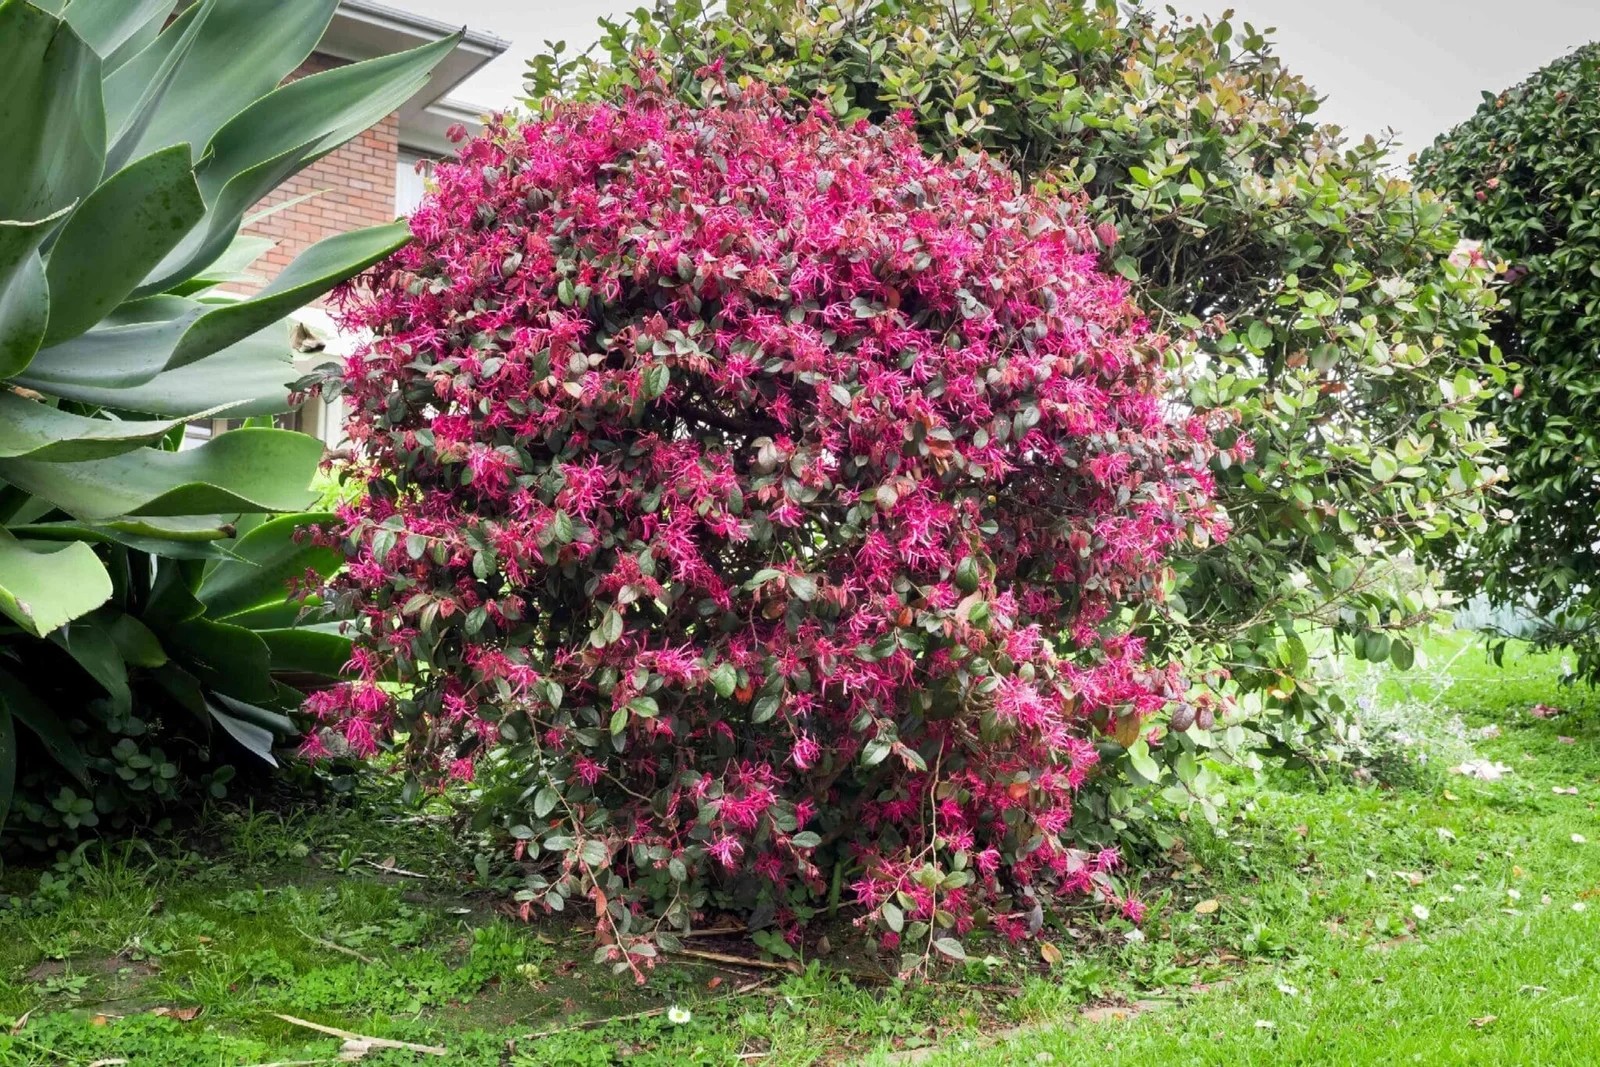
[0,0,456,835]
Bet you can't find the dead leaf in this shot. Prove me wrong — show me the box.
[152,1005,203,1022]
[1443,790,1460,802]
[1040,942,1063,966]
[1394,871,1426,887]
[1471,1015,1497,1029]
[1512,865,1526,878]
[1110,714,1142,747]
[1193,898,1220,915]
[1558,736,1577,744]
[1529,704,1561,719]
[1554,787,1579,795]
[90,1015,112,1027]
[87,1060,128,1067]
[9,1010,31,1036]
[705,976,723,991]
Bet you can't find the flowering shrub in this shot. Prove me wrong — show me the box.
[315,74,1227,975]
[539,0,1507,830]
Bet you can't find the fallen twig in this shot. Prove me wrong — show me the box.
[682,925,747,938]
[295,927,377,965]
[272,1014,447,1058]
[667,947,803,974]
[355,858,428,880]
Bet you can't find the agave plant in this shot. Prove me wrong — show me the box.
[0,0,458,836]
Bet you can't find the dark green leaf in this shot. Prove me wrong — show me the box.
[43,145,205,345]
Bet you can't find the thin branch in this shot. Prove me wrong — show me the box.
[665,947,803,974]
[294,926,377,966]
[272,1014,448,1057]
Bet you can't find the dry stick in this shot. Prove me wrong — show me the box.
[355,858,428,880]
[681,925,746,939]
[519,978,773,1042]
[294,926,377,965]
[272,1014,448,1057]
[666,947,803,974]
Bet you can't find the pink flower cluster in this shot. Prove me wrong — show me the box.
[314,71,1227,966]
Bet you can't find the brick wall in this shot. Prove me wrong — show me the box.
[240,53,399,297]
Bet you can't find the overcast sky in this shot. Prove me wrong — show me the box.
[411,0,1600,158]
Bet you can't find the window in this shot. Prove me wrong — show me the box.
[396,150,432,216]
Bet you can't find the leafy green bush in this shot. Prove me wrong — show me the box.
[528,0,1505,829]
[0,0,457,843]
[1417,45,1600,681]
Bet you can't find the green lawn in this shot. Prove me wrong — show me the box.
[2,634,1596,1065]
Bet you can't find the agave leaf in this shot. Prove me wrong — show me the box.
[0,218,56,379]
[0,525,111,637]
[206,698,280,766]
[21,296,205,390]
[0,427,322,522]
[166,618,274,702]
[222,596,327,631]
[144,557,207,631]
[30,221,400,385]
[108,613,169,669]
[0,699,15,832]
[14,520,233,559]
[211,693,296,737]
[63,0,174,62]
[43,145,206,346]
[49,617,132,716]
[166,222,409,369]
[100,0,169,74]
[168,234,275,297]
[113,0,339,169]
[0,667,89,784]
[245,189,326,228]
[143,32,459,292]
[20,301,292,393]
[254,626,352,680]
[27,321,307,418]
[197,512,342,620]
[0,0,105,223]
[0,391,183,462]
[149,662,210,724]
[103,0,213,174]
[104,515,241,543]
